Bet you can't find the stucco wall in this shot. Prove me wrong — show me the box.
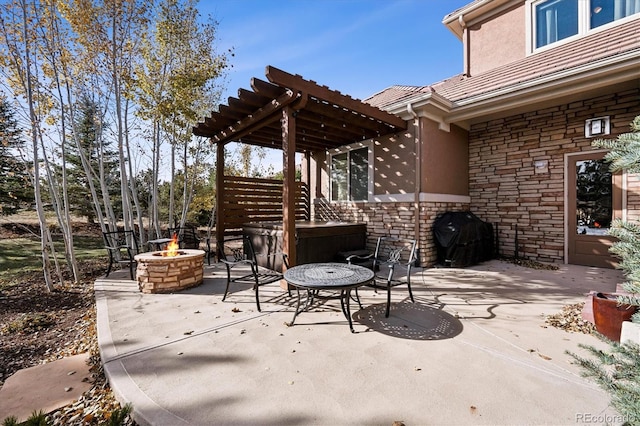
[374,128,415,196]
[468,88,640,264]
[422,120,469,195]
[468,3,525,76]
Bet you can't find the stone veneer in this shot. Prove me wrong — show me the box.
[135,249,205,294]
[467,88,640,264]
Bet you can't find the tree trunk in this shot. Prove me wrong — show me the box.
[152,120,161,237]
[169,135,176,227]
[124,98,145,245]
[19,0,53,292]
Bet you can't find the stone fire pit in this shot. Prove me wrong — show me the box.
[135,249,205,294]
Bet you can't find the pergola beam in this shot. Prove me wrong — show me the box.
[266,66,406,129]
[211,90,298,144]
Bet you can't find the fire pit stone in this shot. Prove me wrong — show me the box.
[135,249,205,294]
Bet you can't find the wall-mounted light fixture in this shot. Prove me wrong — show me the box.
[585,116,610,138]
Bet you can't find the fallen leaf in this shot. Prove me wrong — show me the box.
[232,307,241,313]
[184,330,194,335]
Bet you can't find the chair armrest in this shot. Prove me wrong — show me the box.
[220,258,254,267]
[346,253,373,264]
[105,244,130,250]
[256,251,288,259]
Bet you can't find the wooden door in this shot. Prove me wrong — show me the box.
[567,151,621,268]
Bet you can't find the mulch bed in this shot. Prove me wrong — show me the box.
[0,257,135,425]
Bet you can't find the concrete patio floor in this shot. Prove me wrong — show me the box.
[96,260,625,425]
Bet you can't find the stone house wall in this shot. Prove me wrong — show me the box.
[627,173,640,223]
[467,87,640,264]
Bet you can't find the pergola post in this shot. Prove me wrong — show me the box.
[215,142,225,251]
[282,106,296,267]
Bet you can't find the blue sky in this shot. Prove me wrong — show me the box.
[204,0,471,101]
[199,0,471,168]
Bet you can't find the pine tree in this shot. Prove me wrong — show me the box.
[0,95,32,214]
[65,96,120,223]
[569,340,640,424]
[568,116,640,425]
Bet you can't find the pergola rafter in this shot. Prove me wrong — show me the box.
[193,65,407,266]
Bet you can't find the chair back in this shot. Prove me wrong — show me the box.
[168,226,200,249]
[217,235,258,264]
[373,237,417,269]
[103,230,139,255]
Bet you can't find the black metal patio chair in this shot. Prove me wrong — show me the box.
[217,235,290,312]
[169,224,215,265]
[168,226,201,249]
[103,230,140,280]
[347,236,418,317]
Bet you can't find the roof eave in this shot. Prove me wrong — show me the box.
[384,91,455,132]
[375,49,640,132]
[446,49,640,125]
[443,0,520,40]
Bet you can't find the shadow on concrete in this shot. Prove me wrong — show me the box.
[353,301,463,340]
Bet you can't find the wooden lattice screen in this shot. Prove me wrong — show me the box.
[220,176,309,236]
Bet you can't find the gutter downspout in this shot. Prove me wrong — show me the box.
[459,15,470,77]
[408,102,421,266]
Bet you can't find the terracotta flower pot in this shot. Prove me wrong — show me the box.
[592,293,637,341]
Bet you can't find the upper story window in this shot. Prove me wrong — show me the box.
[591,0,640,28]
[534,0,578,48]
[330,144,370,202]
[531,0,640,50]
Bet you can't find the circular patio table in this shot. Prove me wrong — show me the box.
[283,262,374,333]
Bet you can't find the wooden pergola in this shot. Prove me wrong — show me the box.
[193,65,407,266]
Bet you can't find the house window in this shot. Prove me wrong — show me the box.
[591,0,640,29]
[534,0,578,49]
[330,146,369,201]
[530,0,640,50]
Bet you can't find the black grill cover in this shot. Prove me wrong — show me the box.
[433,211,494,267]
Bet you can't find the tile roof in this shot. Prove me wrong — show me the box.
[366,17,640,109]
